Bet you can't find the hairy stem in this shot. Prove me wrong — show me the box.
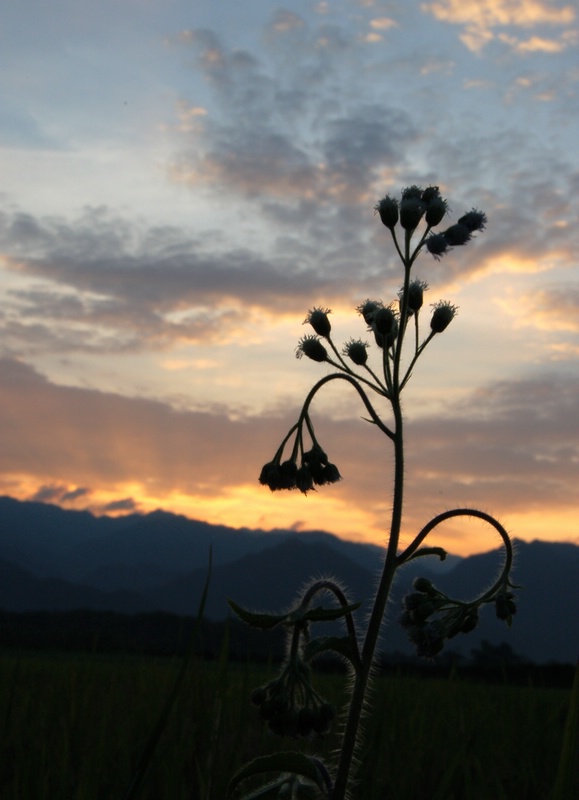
[331,389,405,799]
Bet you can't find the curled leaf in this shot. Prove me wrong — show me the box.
[228,600,288,630]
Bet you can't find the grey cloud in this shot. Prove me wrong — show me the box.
[29,483,90,505]
[0,206,341,355]
[0,202,414,357]
[528,285,579,331]
[174,24,418,208]
[61,486,91,502]
[100,497,140,514]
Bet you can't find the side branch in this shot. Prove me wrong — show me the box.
[299,579,361,669]
[397,508,514,592]
[299,372,394,440]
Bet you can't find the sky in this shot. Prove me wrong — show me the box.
[0,0,578,557]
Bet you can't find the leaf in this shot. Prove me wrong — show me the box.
[303,636,356,664]
[227,600,288,630]
[406,546,447,562]
[227,753,330,799]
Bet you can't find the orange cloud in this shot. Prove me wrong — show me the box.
[369,17,398,30]
[421,0,576,52]
[1,358,577,556]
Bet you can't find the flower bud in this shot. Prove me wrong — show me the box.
[309,461,327,485]
[322,463,341,484]
[343,339,369,366]
[409,622,445,658]
[430,302,458,333]
[425,196,448,227]
[458,209,487,232]
[374,195,399,229]
[495,591,517,621]
[399,196,426,231]
[356,299,383,326]
[372,306,396,335]
[401,185,423,200]
[421,185,440,204]
[296,465,314,494]
[443,223,471,246]
[460,608,479,634]
[302,445,328,465]
[304,307,332,338]
[406,279,428,312]
[425,233,450,259]
[413,577,436,595]
[259,461,277,486]
[279,459,298,489]
[296,335,328,362]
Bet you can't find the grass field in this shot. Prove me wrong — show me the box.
[0,650,575,799]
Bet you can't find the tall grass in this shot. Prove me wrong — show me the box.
[0,651,573,800]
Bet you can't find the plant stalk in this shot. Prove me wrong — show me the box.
[331,391,405,799]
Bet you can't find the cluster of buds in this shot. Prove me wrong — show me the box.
[356,300,398,350]
[400,575,517,658]
[259,445,341,494]
[251,659,335,738]
[375,185,448,233]
[358,295,458,342]
[399,577,481,658]
[425,209,487,260]
[375,185,486,261]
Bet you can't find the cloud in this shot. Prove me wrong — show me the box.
[100,497,140,514]
[2,148,578,362]
[0,357,577,549]
[0,206,344,356]
[169,23,418,209]
[495,284,579,353]
[421,0,576,53]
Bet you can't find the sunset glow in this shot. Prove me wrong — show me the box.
[1,0,577,557]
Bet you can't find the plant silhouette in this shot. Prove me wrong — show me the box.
[228,185,517,800]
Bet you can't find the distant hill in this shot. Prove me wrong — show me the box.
[0,496,577,663]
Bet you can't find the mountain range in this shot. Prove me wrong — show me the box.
[0,496,577,664]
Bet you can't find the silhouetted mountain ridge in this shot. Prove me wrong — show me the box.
[0,496,577,663]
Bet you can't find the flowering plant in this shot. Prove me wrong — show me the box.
[228,186,517,800]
